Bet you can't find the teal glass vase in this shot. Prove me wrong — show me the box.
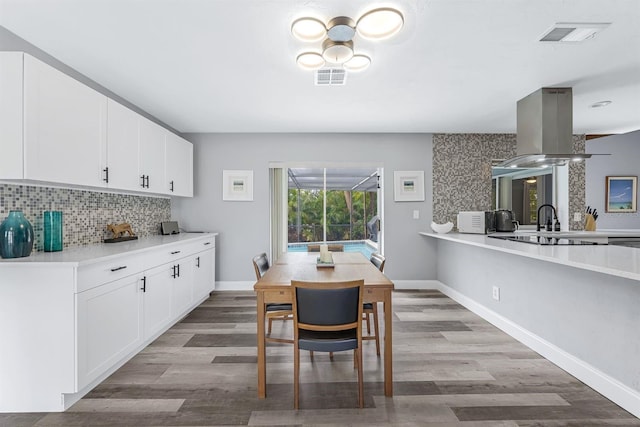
[43,210,63,252]
[0,210,34,258]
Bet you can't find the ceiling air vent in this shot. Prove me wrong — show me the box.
[315,68,347,86]
[539,22,610,42]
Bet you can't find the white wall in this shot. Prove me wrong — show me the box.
[172,133,436,284]
[586,130,640,229]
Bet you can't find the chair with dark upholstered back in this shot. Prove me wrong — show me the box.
[362,253,385,355]
[292,279,365,409]
[252,253,293,343]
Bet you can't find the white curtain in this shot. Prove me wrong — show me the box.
[269,167,287,263]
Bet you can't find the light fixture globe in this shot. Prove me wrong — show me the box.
[322,39,354,64]
[296,52,325,70]
[356,7,404,40]
[291,17,327,42]
[327,16,356,42]
[344,54,371,72]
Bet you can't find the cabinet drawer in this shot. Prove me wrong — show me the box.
[77,254,145,292]
[151,238,215,267]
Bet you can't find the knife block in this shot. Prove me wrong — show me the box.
[584,214,597,231]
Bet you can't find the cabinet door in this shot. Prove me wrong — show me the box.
[193,248,215,300]
[138,117,166,193]
[76,274,143,389]
[165,132,193,197]
[143,263,174,339]
[106,99,141,191]
[23,55,107,187]
[0,52,24,179]
[171,258,194,317]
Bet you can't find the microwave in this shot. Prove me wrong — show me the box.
[457,211,495,234]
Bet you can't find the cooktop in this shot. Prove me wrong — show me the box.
[488,235,607,246]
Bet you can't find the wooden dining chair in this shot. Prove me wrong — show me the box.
[252,253,293,343]
[292,279,365,409]
[362,253,385,356]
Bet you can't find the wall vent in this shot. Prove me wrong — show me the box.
[315,68,347,86]
[539,22,610,42]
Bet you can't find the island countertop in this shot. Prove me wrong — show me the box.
[420,231,640,282]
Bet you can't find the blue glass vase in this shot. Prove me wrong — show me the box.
[0,210,34,258]
[43,210,63,252]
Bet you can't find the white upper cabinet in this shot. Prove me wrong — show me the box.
[138,117,166,194]
[0,52,193,197]
[0,52,24,179]
[105,99,142,191]
[165,132,194,197]
[23,54,107,187]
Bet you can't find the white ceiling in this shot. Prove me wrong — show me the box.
[1,0,639,135]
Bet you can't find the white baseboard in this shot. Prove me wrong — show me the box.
[435,280,640,419]
[215,281,255,291]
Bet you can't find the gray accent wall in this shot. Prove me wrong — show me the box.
[172,133,435,283]
[586,130,640,229]
[433,133,586,231]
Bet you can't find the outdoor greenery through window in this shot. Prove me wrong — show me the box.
[288,168,379,243]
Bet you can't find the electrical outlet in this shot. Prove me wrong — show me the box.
[413,210,420,219]
[574,212,582,221]
[492,286,500,301]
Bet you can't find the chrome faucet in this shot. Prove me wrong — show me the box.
[537,204,558,232]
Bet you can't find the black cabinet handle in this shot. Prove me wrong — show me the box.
[140,276,146,292]
[171,250,181,255]
[146,175,150,188]
[140,175,146,188]
[196,256,200,268]
[170,180,174,192]
[171,265,177,278]
[103,167,109,183]
[177,263,180,277]
[110,266,127,272]
[203,242,211,246]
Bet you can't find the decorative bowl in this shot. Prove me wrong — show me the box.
[431,221,453,234]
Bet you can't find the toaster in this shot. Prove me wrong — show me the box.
[457,211,495,234]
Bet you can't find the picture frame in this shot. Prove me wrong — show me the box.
[394,171,425,202]
[223,170,254,201]
[605,176,637,212]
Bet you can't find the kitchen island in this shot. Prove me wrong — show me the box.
[421,231,640,418]
[0,233,217,413]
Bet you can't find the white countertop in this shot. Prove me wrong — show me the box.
[0,233,218,267]
[421,231,640,282]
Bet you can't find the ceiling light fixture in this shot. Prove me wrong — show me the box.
[590,100,612,108]
[291,7,403,71]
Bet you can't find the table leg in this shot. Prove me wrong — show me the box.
[256,290,266,398]
[383,290,393,397]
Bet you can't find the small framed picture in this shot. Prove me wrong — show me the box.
[223,170,254,201]
[394,171,425,202]
[605,176,637,212]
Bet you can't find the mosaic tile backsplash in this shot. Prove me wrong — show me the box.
[433,133,586,231]
[0,184,171,251]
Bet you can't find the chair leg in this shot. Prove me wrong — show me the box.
[356,347,364,408]
[329,352,334,361]
[294,344,300,409]
[365,312,371,334]
[372,304,380,356]
[309,350,314,361]
[268,317,273,335]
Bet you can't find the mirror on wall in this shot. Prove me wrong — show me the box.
[492,166,553,226]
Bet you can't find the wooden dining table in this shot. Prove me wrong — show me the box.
[253,251,395,398]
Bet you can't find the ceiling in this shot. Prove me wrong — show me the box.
[0,0,639,135]
[289,168,379,191]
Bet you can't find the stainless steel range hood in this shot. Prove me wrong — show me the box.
[497,87,592,168]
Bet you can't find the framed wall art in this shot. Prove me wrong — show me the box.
[605,176,637,212]
[394,171,425,202]
[223,170,254,201]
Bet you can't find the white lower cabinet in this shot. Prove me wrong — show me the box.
[0,233,216,413]
[142,263,175,340]
[76,273,144,390]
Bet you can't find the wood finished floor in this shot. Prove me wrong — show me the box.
[2,290,638,426]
